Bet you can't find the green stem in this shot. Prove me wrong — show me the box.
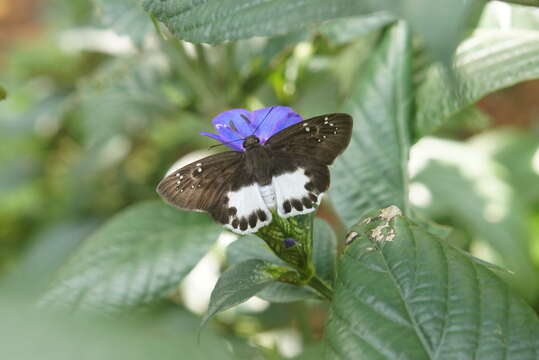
[307,276,333,301]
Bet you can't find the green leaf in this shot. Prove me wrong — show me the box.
[331,22,412,226]
[80,54,175,149]
[320,13,395,45]
[480,2,539,31]
[0,85,6,101]
[93,0,154,46]
[312,219,337,284]
[1,220,98,296]
[142,0,373,44]
[415,29,539,137]
[41,201,221,312]
[499,0,539,6]
[383,0,486,66]
[203,259,289,325]
[411,138,539,300]
[325,206,539,359]
[0,300,239,360]
[142,0,482,65]
[227,219,336,302]
[473,129,539,205]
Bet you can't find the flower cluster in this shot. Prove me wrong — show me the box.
[200,106,302,151]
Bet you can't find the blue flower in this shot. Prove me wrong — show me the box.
[283,237,297,249]
[200,106,302,151]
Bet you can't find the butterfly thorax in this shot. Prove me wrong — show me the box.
[243,137,273,186]
[242,135,261,150]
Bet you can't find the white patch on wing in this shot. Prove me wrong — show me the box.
[223,184,272,235]
[273,168,323,217]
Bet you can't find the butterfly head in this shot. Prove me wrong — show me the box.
[242,135,261,150]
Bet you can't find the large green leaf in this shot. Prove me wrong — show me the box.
[325,206,539,359]
[411,137,539,300]
[1,300,240,360]
[320,13,395,45]
[41,202,221,312]
[415,29,539,137]
[227,219,336,302]
[203,259,290,325]
[93,0,154,46]
[80,54,175,149]
[142,0,372,44]
[330,22,412,226]
[142,0,482,65]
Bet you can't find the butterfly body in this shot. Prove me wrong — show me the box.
[157,113,352,235]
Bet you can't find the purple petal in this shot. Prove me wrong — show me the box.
[272,111,302,135]
[199,131,223,142]
[252,106,302,142]
[212,108,252,138]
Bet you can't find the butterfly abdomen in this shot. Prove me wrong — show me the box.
[259,185,276,208]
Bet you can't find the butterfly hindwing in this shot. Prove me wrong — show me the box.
[266,113,351,218]
[156,151,272,234]
[222,183,273,234]
[266,113,352,165]
[270,154,330,218]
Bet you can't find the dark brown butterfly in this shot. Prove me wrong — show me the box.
[157,113,352,234]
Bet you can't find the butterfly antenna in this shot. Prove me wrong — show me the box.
[252,106,275,135]
[208,138,243,150]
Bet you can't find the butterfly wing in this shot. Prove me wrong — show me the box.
[265,113,353,165]
[156,151,272,234]
[266,113,352,218]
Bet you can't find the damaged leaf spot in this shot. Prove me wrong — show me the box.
[369,205,402,243]
[345,231,359,246]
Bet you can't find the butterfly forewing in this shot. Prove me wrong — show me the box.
[156,151,273,234]
[266,113,352,165]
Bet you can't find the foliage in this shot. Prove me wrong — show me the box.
[1,0,539,359]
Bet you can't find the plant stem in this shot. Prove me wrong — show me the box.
[307,276,333,301]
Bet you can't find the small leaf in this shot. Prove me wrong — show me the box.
[41,202,221,312]
[415,29,539,137]
[0,85,6,101]
[227,219,336,302]
[331,22,412,225]
[203,259,289,325]
[324,207,539,359]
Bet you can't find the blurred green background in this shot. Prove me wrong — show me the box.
[1,0,539,358]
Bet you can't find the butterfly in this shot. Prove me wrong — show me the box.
[157,113,352,235]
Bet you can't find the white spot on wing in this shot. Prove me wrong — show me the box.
[224,184,272,235]
[273,168,322,217]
